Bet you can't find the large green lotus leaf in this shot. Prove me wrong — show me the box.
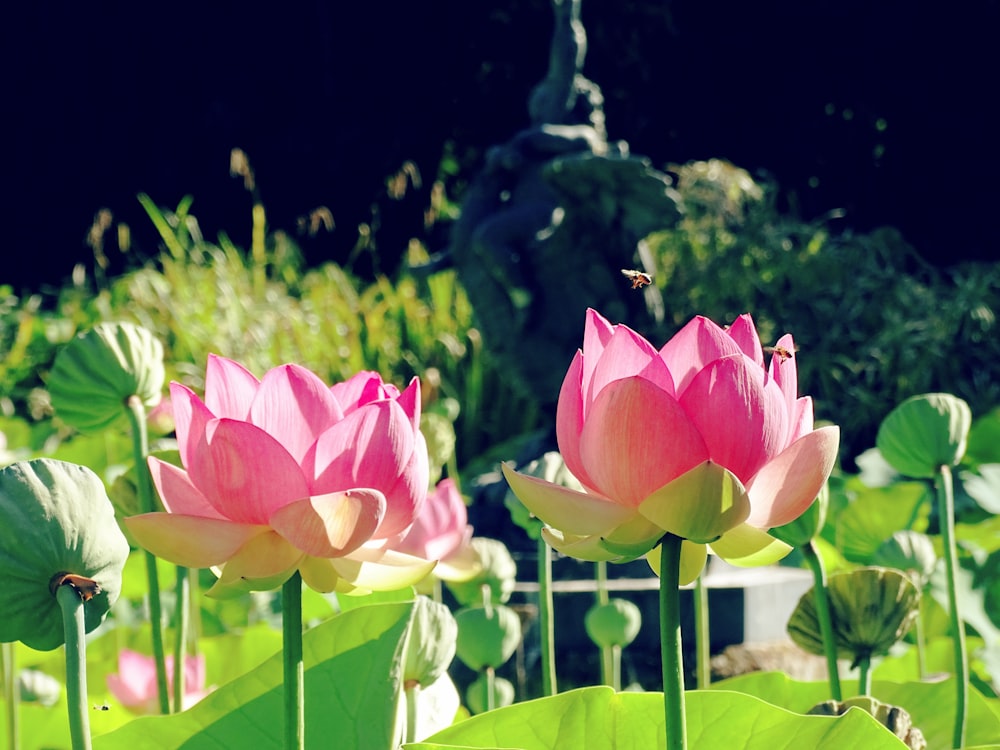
[712,672,1000,750]
[92,601,416,750]
[48,321,165,434]
[966,407,1000,466]
[876,393,972,479]
[406,686,907,749]
[834,481,930,563]
[0,459,130,650]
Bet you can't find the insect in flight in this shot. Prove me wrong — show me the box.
[763,345,796,361]
[620,269,652,289]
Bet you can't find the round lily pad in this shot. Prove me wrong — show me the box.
[0,459,130,650]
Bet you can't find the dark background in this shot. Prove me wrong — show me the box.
[4,0,998,295]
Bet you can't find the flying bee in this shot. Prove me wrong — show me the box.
[49,572,102,602]
[93,702,110,711]
[621,268,652,289]
[764,345,796,361]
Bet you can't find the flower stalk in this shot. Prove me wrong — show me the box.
[659,534,687,750]
[801,540,842,700]
[693,573,710,689]
[282,572,305,750]
[937,464,967,748]
[57,584,92,750]
[1,642,19,750]
[595,561,614,687]
[172,565,190,713]
[537,540,557,696]
[125,396,170,714]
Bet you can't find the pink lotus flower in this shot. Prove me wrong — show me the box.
[125,356,435,597]
[395,478,481,582]
[502,309,840,584]
[106,649,208,714]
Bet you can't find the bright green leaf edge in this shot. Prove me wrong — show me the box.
[406,686,908,749]
[93,600,416,750]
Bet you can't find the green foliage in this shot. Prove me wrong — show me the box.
[645,159,1000,459]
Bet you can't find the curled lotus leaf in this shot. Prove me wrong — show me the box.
[0,459,130,650]
[48,321,165,433]
[876,393,971,478]
[787,566,920,668]
[465,673,515,715]
[808,695,927,750]
[404,596,458,689]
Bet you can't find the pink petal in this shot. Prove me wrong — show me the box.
[580,308,616,395]
[395,377,422,431]
[660,316,744,395]
[249,364,344,463]
[310,400,423,537]
[788,396,815,445]
[768,333,798,416]
[124,513,269,567]
[169,382,215,470]
[726,314,765,367]
[395,478,467,559]
[745,425,840,528]
[204,354,260,419]
[586,323,674,414]
[269,490,385,557]
[147,457,227,519]
[555,352,597,492]
[186,419,312,523]
[331,371,399,412]
[578,377,709,507]
[678,354,788,482]
[502,463,634,535]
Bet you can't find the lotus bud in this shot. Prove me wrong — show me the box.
[18,669,62,707]
[876,393,972,478]
[465,673,515,715]
[787,566,920,668]
[808,696,927,750]
[0,459,129,650]
[47,322,165,434]
[873,530,937,587]
[404,596,458,689]
[454,604,522,671]
[585,598,642,649]
[446,537,517,607]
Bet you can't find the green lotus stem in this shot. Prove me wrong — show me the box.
[856,654,872,696]
[172,565,190,712]
[659,534,687,750]
[484,666,496,712]
[125,395,170,714]
[937,464,967,749]
[693,573,710,689]
[1,641,19,750]
[802,540,842,700]
[404,685,420,744]
[915,596,927,680]
[596,560,613,686]
[282,572,305,750]
[610,645,622,692]
[537,539,557,696]
[56,584,92,750]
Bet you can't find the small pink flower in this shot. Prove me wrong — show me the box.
[106,649,208,714]
[395,479,481,582]
[503,309,840,583]
[125,356,435,597]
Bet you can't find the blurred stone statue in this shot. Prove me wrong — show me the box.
[446,0,681,408]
